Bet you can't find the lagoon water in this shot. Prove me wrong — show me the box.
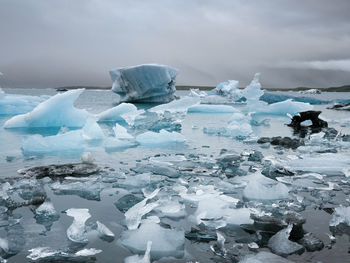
[1,88,350,262]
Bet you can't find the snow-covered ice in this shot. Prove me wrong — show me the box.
[110,64,178,103]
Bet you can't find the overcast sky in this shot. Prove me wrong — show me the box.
[0,0,350,89]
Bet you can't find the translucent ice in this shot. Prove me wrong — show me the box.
[96,221,115,241]
[4,89,88,128]
[113,123,133,139]
[104,138,137,151]
[243,172,289,200]
[124,241,152,263]
[125,188,160,230]
[213,80,242,101]
[110,64,178,103]
[149,96,200,115]
[136,129,185,146]
[96,103,138,122]
[22,119,103,155]
[120,221,184,259]
[27,247,102,260]
[154,198,186,219]
[330,206,350,227]
[187,104,239,113]
[66,208,91,243]
[268,224,304,256]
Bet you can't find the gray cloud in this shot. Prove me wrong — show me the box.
[0,0,349,89]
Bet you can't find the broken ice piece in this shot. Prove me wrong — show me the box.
[124,241,152,263]
[96,221,115,242]
[66,208,91,243]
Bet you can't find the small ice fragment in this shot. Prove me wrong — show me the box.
[268,224,305,256]
[66,208,91,243]
[96,221,115,241]
[81,152,95,164]
[75,248,102,257]
[125,188,160,230]
[124,241,152,263]
[330,206,350,226]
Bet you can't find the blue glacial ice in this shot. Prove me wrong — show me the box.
[96,103,138,122]
[4,89,89,128]
[136,129,185,146]
[104,123,137,151]
[330,206,350,227]
[149,96,200,115]
[21,118,104,155]
[110,64,178,103]
[187,104,239,113]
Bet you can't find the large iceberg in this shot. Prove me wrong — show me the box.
[4,89,88,128]
[110,64,178,103]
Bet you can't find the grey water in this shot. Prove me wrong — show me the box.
[1,88,350,262]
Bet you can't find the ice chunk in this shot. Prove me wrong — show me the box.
[75,248,102,256]
[187,104,239,113]
[227,112,253,137]
[136,129,185,146]
[96,103,138,122]
[261,99,313,116]
[96,221,115,241]
[243,172,289,200]
[268,224,305,256]
[4,89,88,128]
[239,251,294,263]
[188,88,207,98]
[124,241,152,263]
[154,198,186,219]
[34,200,59,232]
[149,96,200,115]
[242,73,264,101]
[120,221,184,259]
[21,119,103,155]
[113,123,133,139]
[213,80,243,101]
[210,231,226,257]
[104,138,137,151]
[121,109,145,126]
[110,64,178,103]
[27,247,102,260]
[125,188,160,230]
[66,208,91,243]
[81,152,95,164]
[330,206,350,227]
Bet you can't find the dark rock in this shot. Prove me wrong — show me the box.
[17,163,100,179]
[298,233,324,251]
[328,102,350,111]
[257,137,271,144]
[258,136,303,149]
[288,111,328,134]
[251,214,287,234]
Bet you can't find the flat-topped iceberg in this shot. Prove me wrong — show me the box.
[110,64,178,103]
[4,89,88,128]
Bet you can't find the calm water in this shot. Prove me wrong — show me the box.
[0,88,350,263]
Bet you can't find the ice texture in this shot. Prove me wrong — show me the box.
[110,64,178,103]
[113,123,133,139]
[136,129,185,146]
[125,188,160,230]
[213,80,242,101]
[65,208,91,243]
[96,221,115,241]
[239,251,294,263]
[330,206,350,226]
[96,103,138,122]
[187,104,239,113]
[81,152,95,164]
[27,247,102,260]
[104,138,137,151]
[268,224,304,256]
[243,172,289,200]
[4,89,88,128]
[149,96,200,115]
[124,241,152,263]
[120,221,184,259]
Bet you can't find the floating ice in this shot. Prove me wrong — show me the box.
[120,221,184,259]
[110,64,178,103]
[154,198,186,219]
[21,119,103,155]
[188,88,207,98]
[81,152,95,164]
[149,96,200,115]
[124,188,160,230]
[268,224,304,256]
[121,109,145,126]
[75,248,103,257]
[243,172,289,200]
[213,80,242,101]
[239,251,294,263]
[96,103,138,122]
[34,201,59,232]
[187,104,239,113]
[104,138,137,151]
[330,206,350,227]
[66,208,91,243]
[96,221,115,241]
[227,112,253,137]
[27,247,102,260]
[4,89,88,128]
[124,241,152,263]
[136,129,185,146]
[113,123,133,139]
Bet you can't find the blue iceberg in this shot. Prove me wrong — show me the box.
[110,64,178,103]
